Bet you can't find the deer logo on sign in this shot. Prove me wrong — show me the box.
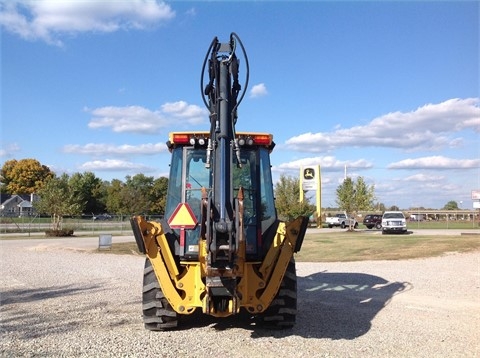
[304,168,315,180]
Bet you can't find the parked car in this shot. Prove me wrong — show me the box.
[381,211,407,234]
[363,214,382,229]
[93,213,112,221]
[325,212,358,229]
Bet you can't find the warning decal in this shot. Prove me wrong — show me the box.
[167,203,198,229]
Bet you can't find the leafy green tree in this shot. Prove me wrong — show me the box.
[336,176,376,229]
[105,175,154,216]
[125,174,154,214]
[69,172,106,214]
[442,200,459,210]
[126,173,154,191]
[151,177,169,214]
[1,158,54,194]
[106,179,124,214]
[374,202,386,212]
[233,162,252,189]
[336,177,355,215]
[34,174,84,231]
[274,174,315,221]
[353,177,375,212]
[118,185,150,215]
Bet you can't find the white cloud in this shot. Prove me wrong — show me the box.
[0,0,175,45]
[87,106,166,133]
[0,143,21,158]
[63,143,166,156]
[185,7,196,17]
[401,173,445,182]
[86,102,208,134]
[250,83,268,98]
[273,155,373,172]
[79,159,154,172]
[285,98,480,152]
[388,156,480,170]
[161,101,206,124]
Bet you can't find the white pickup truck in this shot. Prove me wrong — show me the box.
[325,212,358,228]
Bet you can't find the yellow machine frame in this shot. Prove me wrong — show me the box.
[131,216,306,317]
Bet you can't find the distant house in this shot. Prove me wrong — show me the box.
[0,194,37,217]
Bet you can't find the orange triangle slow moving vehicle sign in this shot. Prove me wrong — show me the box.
[167,203,198,229]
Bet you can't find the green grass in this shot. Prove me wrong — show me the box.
[321,220,479,230]
[397,221,479,230]
[296,231,480,262]
[104,231,480,262]
[3,225,478,262]
[98,243,141,255]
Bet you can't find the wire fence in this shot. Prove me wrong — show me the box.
[1,212,478,235]
[0,214,164,235]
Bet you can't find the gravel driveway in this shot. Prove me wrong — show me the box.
[1,239,479,357]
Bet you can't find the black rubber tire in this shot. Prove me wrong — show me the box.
[142,259,178,331]
[354,222,358,229]
[257,258,297,329]
[375,223,382,230]
[340,222,346,229]
[366,225,373,229]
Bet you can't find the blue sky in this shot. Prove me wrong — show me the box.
[1,1,479,210]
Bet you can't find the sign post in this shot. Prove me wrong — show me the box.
[472,190,480,228]
[299,165,321,227]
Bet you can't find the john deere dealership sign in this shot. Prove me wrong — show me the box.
[299,165,322,227]
[302,167,319,191]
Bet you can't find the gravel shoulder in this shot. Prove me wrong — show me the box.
[1,240,479,357]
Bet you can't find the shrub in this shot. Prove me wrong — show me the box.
[45,229,74,237]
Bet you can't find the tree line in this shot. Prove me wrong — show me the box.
[1,158,464,233]
[1,158,383,227]
[0,159,168,221]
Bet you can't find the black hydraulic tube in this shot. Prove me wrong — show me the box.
[200,33,249,247]
[217,61,230,224]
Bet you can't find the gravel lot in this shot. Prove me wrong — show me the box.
[1,238,479,358]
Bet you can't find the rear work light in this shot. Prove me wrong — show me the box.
[171,133,191,144]
[168,132,209,146]
[168,131,273,147]
[251,134,272,146]
[236,133,273,147]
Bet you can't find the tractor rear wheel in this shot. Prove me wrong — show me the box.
[257,258,297,329]
[142,258,178,330]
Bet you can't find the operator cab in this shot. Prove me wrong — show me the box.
[165,131,277,261]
